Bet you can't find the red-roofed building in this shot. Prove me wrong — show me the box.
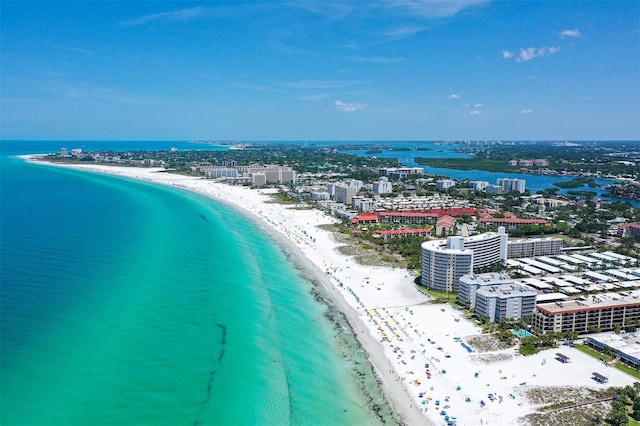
[350,208,477,226]
[618,222,640,238]
[350,213,378,225]
[436,215,456,236]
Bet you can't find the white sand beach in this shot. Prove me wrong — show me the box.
[25,158,638,425]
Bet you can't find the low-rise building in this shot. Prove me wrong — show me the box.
[373,228,431,239]
[585,332,640,369]
[531,290,640,335]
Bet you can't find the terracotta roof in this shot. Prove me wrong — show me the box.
[436,215,456,228]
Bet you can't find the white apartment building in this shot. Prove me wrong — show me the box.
[421,236,473,292]
[351,196,376,212]
[334,184,358,205]
[345,179,364,191]
[252,173,267,187]
[462,227,509,269]
[497,178,526,193]
[507,237,564,258]
[377,167,424,178]
[311,191,330,201]
[420,228,511,292]
[458,272,515,309]
[373,177,393,194]
[470,181,489,191]
[474,281,537,322]
[237,165,295,183]
[436,179,456,190]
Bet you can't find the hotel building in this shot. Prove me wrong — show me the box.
[531,290,640,335]
[458,273,514,309]
[507,237,564,258]
[475,282,537,322]
[420,236,473,293]
[421,228,509,292]
[497,178,526,193]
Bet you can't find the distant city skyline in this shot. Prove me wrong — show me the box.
[2,1,639,141]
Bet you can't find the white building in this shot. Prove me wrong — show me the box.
[377,167,424,178]
[206,167,239,179]
[436,179,456,190]
[420,228,510,292]
[470,181,489,191]
[311,191,330,201]
[345,179,364,191]
[252,173,267,187]
[486,184,503,194]
[497,178,526,193]
[351,196,376,212]
[458,273,515,309]
[507,237,564,258]
[475,281,537,322]
[462,227,509,269]
[237,165,295,184]
[373,177,393,194]
[421,236,473,292]
[334,184,358,205]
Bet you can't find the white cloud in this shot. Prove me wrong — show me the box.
[299,93,335,102]
[120,7,207,26]
[38,80,157,105]
[520,109,533,114]
[448,93,460,99]
[296,2,354,20]
[560,28,582,38]
[382,25,427,39]
[503,46,561,62]
[583,96,591,101]
[351,55,406,63]
[387,0,490,19]
[334,100,368,112]
[283,80,353,89]
[469,110,481,115]
[474,103,484,107]
[232,82,272,92]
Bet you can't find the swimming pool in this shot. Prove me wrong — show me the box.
[512,329,534,338]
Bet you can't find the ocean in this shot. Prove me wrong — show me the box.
[0,141,395,425]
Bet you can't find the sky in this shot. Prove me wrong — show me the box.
[1,1,639,141]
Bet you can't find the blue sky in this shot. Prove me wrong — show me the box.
[2,1,639,141]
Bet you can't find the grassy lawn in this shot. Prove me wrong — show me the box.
[574,344,640,380]
[414,285,458,303]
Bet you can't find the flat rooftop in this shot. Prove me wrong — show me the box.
[537,290,640,314]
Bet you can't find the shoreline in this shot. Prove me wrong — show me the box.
[23,156,639,425]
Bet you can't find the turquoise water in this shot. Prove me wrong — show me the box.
[1,149,394,425]
[512,329,534,338]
